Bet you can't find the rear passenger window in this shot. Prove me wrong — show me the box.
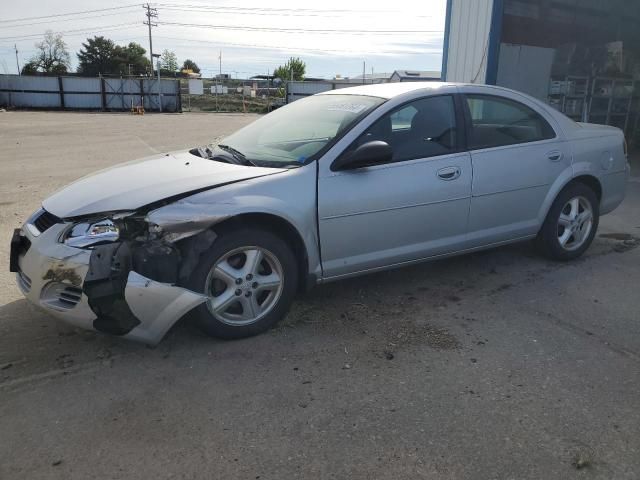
[466,95,555,149]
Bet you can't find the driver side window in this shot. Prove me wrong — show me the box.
[353,95,458,163]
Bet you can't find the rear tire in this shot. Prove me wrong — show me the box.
[536,182,599,261]
[186,227,298,339]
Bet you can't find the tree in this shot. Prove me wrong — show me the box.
[77,36,117,76]
[26,30,70,74]
[274,57,306,82]
[160,49,178,76]
[181,59,200,74]
[112,42,150,76]
[21,61,39,75]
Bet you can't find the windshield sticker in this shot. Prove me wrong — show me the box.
[326,103,368,114]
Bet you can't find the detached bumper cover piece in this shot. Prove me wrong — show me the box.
[124,272,208,344]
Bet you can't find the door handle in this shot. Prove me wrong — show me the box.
[437,166,461,181]
[547,150,563,162]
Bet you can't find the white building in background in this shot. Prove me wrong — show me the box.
[389,70,441,82]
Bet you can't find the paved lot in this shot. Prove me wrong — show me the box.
[1,111,639,479]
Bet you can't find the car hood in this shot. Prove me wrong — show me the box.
[43,150,287,218]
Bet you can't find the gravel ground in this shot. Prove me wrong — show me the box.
[1,111,639,480]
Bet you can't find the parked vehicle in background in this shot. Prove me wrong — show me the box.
[11,82,629,344]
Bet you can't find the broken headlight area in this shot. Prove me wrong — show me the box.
[64,212,179,335]
[90,241,218,334]
[61,213,151,247]
[64,208,219,338]
[63,219,120,248]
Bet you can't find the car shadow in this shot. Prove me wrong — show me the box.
[0,297,213,387]
[1,235,629,382]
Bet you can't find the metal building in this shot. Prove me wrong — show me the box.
[442,0,640,142]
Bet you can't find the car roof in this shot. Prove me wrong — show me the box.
[318,81,455,99]
[318,81,576,137]
[317,81,546,100]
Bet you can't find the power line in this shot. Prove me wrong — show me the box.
[149,35,438,56]
[155,3,396,14]
[155,4,433,19]
[156,6,341,18]
[1,11,141,29]
[101,31,439,57]
[0,23,141,42]
[157,21,441,35]
[0,4,140,24]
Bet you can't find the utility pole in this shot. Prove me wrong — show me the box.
[362,61,365,85]
[152,53,162,112]
[218,50,222,111]
[157,56,162,112]
[143,3,158,76]
[15,44,20,75]
[266,68,271,112]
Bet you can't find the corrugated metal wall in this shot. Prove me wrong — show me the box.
[444,0,494,83]
[286,81,371,103]
[62,77,102,109]
[103,78,142,111]
[0,75,60,108]
[287,81,334,103]
[0,75,181,112]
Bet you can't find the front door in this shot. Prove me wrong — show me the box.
[318,94,472,279]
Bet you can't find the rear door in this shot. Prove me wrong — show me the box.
[318,94,472,279]
[463,93,570,245]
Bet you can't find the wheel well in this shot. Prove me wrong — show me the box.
[570,175,602,201]
[212,213,310,292]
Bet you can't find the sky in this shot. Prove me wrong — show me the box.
[0,0,446,79]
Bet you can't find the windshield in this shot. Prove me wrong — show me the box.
[218,94,385,167]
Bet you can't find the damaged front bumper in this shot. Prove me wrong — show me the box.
[14,219,208,345]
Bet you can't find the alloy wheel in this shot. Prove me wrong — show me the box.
[557,196,593,251]
[204,246,284,326]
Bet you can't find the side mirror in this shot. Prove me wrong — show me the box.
[331,140,393,171]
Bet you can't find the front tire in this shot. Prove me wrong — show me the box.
[536,182,599,261]
[186,227,298,339]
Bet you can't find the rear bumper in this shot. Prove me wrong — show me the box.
[600,165,630,215]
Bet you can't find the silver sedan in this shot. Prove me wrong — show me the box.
[10,82,629,344]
